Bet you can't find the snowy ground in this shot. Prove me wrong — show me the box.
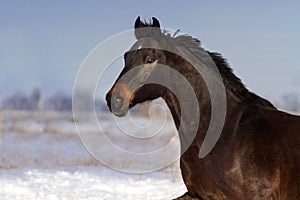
[0,111,187,200]
[0,166,186,200]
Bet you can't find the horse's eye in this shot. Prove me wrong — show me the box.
[146,56,155,64]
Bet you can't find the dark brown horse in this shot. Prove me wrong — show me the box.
[105,17,300,200]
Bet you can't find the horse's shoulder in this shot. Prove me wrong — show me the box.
[237,104,300,156]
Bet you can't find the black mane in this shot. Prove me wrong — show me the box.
[207,50,276,109]
[171,34,276,109]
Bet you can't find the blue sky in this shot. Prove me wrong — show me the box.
[0,1,299,102]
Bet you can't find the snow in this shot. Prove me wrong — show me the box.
[0,111,187,200]
[0,167,186,200]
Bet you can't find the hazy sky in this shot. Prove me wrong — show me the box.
[0,1,299,103]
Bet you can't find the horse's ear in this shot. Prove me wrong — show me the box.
[134,16,141,29]
[134,16,143,39]
[134,16,161,40]
[152,17,162,39]
[152,17,160,28]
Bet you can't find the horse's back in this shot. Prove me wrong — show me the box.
[268,109,300,199]
[238,106,300,199]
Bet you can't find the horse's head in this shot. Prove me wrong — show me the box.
[106,17,168,117]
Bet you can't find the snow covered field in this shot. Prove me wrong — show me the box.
[0,111,187,200]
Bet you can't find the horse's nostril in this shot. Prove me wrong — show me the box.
[112,95,123,109]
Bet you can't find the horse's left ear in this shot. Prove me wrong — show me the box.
[152,17,160,28]
[151,17,162,39]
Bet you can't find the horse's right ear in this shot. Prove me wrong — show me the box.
[134,16,143,39]
[134,16,141,29]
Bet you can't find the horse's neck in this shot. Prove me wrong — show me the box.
[162,90,181,129]
[162,68,243,153]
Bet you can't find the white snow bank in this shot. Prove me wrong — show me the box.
[0,166,186,200]
[0,111,187,200]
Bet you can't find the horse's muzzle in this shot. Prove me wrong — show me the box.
[105,92,129,117]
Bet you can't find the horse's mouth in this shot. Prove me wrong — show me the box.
[108,104,129,117]
[106,98,133,117]
[112,109,128,117]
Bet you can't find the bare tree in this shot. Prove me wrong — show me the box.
[30,88,41,111]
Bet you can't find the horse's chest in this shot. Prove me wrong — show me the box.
[180,154,239,199]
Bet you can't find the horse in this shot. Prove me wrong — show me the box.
[105,17,300,200]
